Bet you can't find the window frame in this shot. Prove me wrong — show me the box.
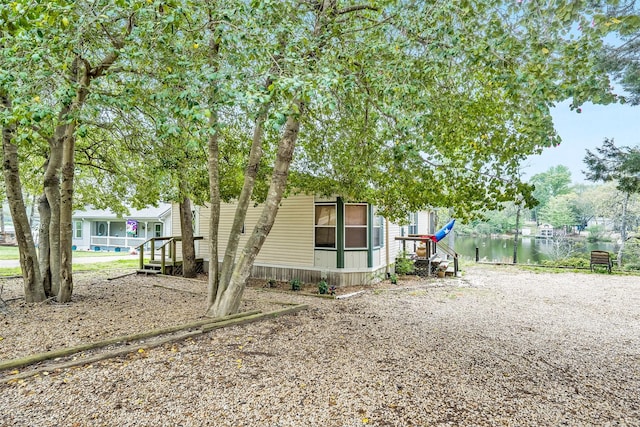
[408,212,418,235]
[372,214,384,248]
[73,220,83,239]
[314,203,337,249]
[344,203,368,250]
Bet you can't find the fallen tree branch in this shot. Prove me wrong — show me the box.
[0,310,260,374]
[1,304,308,380]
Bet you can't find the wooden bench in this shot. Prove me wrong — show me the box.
[590,250,612,273]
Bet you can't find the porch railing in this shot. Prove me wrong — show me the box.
[135,236,204,274]
[90,235,147,250]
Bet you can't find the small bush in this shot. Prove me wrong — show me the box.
[623,263,640,271]
[395,251,415,275]
[289,278,302,291]
[267,278,277,288]
[318,280,328,294]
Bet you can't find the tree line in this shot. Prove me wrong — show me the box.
[459,139,640,267]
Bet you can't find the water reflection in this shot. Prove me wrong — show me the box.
[454,235,618,264]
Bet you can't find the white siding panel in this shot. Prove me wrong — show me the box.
[417,211,430,235]
[387,221,403,262]
[372,248,381,267]
[314,250,337,269]
[345,251,367,269]
[196,194,315,267]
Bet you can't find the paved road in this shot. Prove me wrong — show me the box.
[0,254,137,268]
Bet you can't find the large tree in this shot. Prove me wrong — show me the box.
[202,0,624,316]
[529,165,573,225]
[584,138,640,266]
[1,1,163,302]
[600,1,640,104]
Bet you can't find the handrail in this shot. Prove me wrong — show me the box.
[436,240,459,275]
[136,236,204,272]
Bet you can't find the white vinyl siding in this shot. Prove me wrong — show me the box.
[198,194,315,266]
[345,251,367,268]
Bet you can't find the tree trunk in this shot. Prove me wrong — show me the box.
[513,204,521,264]
[218,109,267,291]
[179,196,197,278]
[0,198,5,237]
[44,124,64,297]
[206,18,221,308]
[617,192,629,268]
[207,113,300,317]
[1,91,45,302]
[38,194,53,297]
[58,123,77,303]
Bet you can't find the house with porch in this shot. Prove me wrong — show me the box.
[72,203,172,252]
[169,195,438,286]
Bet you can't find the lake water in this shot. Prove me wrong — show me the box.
[452,235,618,264]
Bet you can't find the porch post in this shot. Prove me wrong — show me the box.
[367,204,373,268]
[337,197,344,269]
[107,221,111,248]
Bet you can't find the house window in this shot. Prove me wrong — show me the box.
[315,204,336,248]
[373,215,383,248]
[154,224,162,237]
[408,212,418,235]
[73,221,83,239]
[345,204,367,249]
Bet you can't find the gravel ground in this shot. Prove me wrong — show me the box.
[1,265,639,426]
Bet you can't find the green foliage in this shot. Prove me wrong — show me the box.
[317,280,328,295]
[267,278,277,289]
[586,225,608,243]
[540,255,590,269]
[530,166,573,223]
[395,252,415,275]
[539,194,578,228]
[289,278,302,292]
[599,3,640,105]
[390,273,398,285]
[584,139,640,195]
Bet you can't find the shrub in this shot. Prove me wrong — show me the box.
[395,251,415,275]
[623,263,640,271]
[267,278,277,288]
[289,278,302,291]
[318,280,328,294]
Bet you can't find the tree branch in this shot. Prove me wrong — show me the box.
[337,5,379,15]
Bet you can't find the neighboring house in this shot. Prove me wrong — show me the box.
[537,223,554,238]
[171,194,435,286]
[72,203,172,251]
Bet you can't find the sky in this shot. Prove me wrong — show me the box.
[523,99,640,183]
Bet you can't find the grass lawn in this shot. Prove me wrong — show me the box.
[0,246,130,260]
[0,259,141,277]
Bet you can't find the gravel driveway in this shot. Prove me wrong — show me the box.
[1,265,639,426]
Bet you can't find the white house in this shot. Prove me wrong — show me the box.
[72,203,172,251]
[170,195,437,286]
